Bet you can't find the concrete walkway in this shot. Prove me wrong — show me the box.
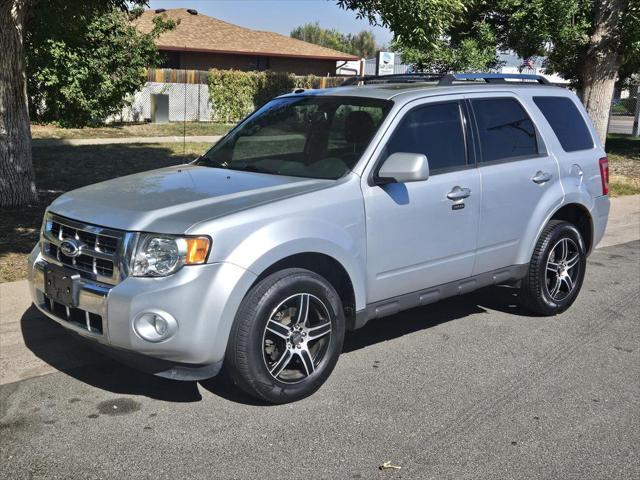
[32,135,223,147]
[1,195,639,386]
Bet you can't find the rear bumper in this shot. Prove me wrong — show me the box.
[592,194,610,250]
[27,244,257,379]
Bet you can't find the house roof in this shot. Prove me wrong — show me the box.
[135,9,359,62]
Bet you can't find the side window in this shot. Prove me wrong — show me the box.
[533,96,594,152]
[472,98,538,163]
[386,102,467,173]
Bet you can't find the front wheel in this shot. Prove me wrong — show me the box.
[225,268,345,404]
[520,220,587,315]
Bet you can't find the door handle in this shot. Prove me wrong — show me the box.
[447,186,471,201]
[532,171,553,184]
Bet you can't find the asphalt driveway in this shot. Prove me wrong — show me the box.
[1,237,639,479]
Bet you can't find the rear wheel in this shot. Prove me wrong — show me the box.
[225,268,345,404]
[520,220,587,315]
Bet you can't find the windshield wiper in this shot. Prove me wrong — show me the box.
[228,165,277,175]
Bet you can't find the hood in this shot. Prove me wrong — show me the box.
[49,165,333,233]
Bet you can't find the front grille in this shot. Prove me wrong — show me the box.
[43,294,103,334]
[42,214,124,284]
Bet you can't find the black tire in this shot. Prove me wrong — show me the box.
[225,268,345,404]
[520,220,587,315]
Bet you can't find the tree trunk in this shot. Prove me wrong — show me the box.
[0,0,37,207]
[578,0,628,146]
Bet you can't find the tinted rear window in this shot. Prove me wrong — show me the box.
[533,96,594,152]
[472,98,538,162]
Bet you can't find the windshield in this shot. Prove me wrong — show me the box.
[196,95,393,179]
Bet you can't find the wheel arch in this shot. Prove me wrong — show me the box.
[549,203,594,254]
[250,252,358,329]
[521,199,595,265]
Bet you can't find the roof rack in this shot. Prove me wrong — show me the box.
[340,73,444,86]
[339,72,551,87]
[438,73,550,85]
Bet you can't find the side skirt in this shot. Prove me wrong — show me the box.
[351,264,529,330]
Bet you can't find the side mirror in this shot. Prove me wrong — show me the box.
[376,152,429,184]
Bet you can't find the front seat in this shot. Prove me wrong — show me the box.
[344,110,375,154]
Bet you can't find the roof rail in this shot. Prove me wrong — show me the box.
[438,73,550,85]
[340,73,444,87]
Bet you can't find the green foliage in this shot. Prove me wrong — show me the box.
[25,1,175,127]
[490,0,639,86]
[337,0,465,50]
[291,22,378,58]
[208,70,344,123]
[338,0,639,84]
[395,20,500,73]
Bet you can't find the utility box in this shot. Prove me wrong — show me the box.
[150,94,169,123]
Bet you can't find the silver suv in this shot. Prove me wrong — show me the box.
[28,73,610,403]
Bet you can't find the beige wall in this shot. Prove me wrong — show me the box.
[168,50,337,76]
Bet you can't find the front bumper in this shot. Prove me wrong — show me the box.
[28,245,257,379]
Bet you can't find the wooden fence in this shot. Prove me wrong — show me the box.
[145,68,349,88]
[147,68,209,84]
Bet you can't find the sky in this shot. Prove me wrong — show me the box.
[148,0,393,45]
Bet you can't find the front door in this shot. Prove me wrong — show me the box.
[361,99,480,303]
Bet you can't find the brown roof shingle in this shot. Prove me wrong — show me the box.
[135,9,359,61]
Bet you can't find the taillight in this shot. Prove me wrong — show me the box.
[599,157,609,195]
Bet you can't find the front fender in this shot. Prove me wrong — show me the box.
[224,217,367,311]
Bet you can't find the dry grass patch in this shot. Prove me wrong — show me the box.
[31,122,232,140]
[0,143,210,283]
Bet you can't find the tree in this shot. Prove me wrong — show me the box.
[491,0,638,144]
[347,30,377,58]
[291,22,378,58]
[395,21,500,73]
[337,0,640,145]
[0,0,172,207]
[291,23,351,53]
[1,0,38,207]
[27,6,174,127]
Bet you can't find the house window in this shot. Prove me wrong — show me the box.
[249,56,270,71]
[161,51,180,69]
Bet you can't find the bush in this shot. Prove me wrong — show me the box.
[207,69,345,122]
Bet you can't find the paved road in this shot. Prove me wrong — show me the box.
[1,238,639,479]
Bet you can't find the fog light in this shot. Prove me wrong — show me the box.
[133,311,177,342]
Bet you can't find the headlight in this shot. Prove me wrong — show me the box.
[131,234,210,277]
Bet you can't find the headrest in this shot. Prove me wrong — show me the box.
[344,110,375,145]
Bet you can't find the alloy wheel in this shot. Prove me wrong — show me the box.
[262,293,332,383]
[545,237,581,301]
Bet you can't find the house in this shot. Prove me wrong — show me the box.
[134,8,359,76]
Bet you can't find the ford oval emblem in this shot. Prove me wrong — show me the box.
[59,238,82,257]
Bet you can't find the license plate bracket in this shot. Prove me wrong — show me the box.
[44,264,81,307]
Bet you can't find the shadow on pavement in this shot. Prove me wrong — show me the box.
[21,285,529,405]
[344,285,528,352]
[20,306,202,402]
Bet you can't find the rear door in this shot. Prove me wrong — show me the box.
[466,93,562,274]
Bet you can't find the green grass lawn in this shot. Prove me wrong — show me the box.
[607,135,640,196]
[31,122,232,140]
[0,134,637,283]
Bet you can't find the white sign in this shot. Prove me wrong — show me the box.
[377,51,395,76]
